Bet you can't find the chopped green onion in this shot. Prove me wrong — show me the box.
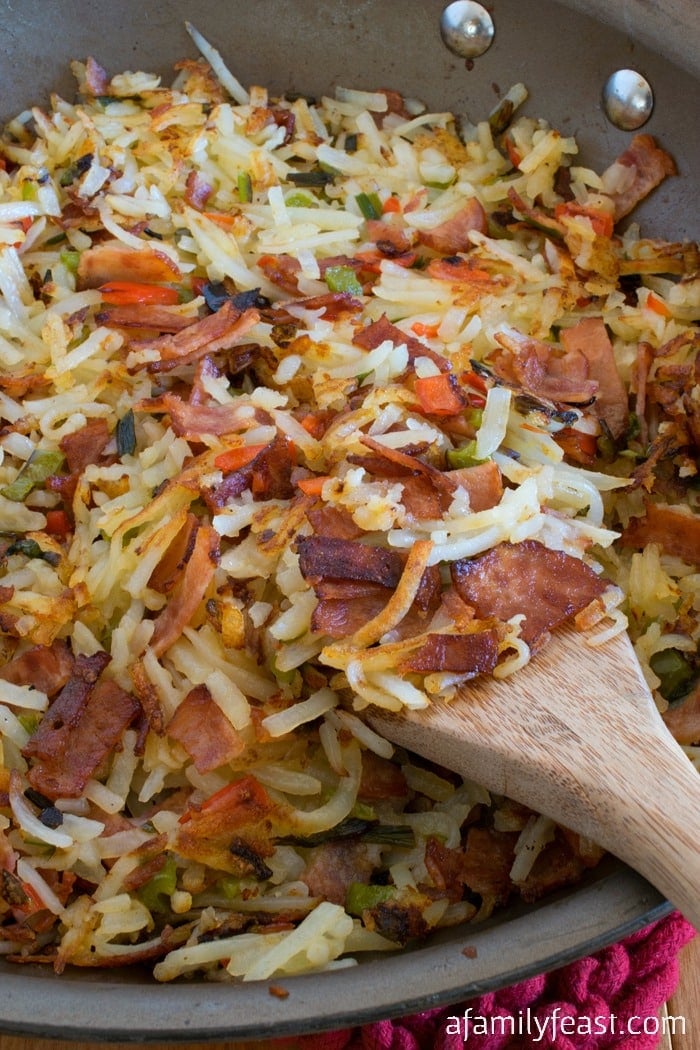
[361,824,415,847]
[284,191,318,208]
[596,431,617,462]
[425,179,456,190]
[59,153,93,187]
[446,440,485,469]
[650,650,695,701]
[489,99,514,136]
[271,657,300,685]
[237,172,252,202]
[346,882,394,916]
[116,409,137,457]
[355,191,382,220]
[138,856,177,913]
[218,876,242,899]
[286,170,333,187]
[6,538,60,566]
[17,713,41,735]
[1,449,64,502]
[351,801,377,822]
[324,265,363,296]
[21,182,37,201]
[278,817,371,847]
[59,249,80,274]
[45,232,68,246]
[627,412,641,440]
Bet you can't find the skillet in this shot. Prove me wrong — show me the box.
[0,0,697,1040]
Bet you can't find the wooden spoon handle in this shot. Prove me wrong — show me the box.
[598,726,700,931]
[370,626,700,929]
[375,700,700,929]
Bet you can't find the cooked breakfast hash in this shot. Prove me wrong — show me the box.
[0,28,697,980]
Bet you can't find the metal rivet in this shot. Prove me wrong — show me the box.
[440,1,495,59]
[602,69,654,130]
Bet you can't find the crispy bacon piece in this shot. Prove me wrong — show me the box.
[605,134,677,221]
[352,314,450,373]
[417,199,487,255]
[297,536,403,589]
[451,540,608,649]
[302,840,380,906]
[426,828,517,906]
[96,304,197,332]
[377,89,412,121]
[203,435,295,509]
[426,255,500,285]
[517,837,588,903]
[137,391,258,439]
[662,683,700,745]
[620,502,700,566]
[77,241,181,288]
[23,652,109,749]
[130,658,165,737]
[310,585,390,638]
[257,253,301,294]
[630,428,686,493]
[354,435,502,518]
[83,57,110,96]
[184,169,213,211]
[0,641,74,697]
[305,503,363,540]
[283,291,363,320]
[122,853,167,893]
[397,474,443,520]
[446,460,504,513]
[0,370,51,399]
[358,435,448,488]
[560,318,628,438]
[148,512,198,596]
[150,524,219,657]
[312,571,441,640]
[23,653,139,799]
[646,334,700,448]
[490,329,598,405]
[358,751,408,801]
[130,301,260,373]
[348,440,431,480]
[365,219,413,253]
[167,684,245,773]
[399,629,499,677]
[303,537,441,639]
[59,418,111,474]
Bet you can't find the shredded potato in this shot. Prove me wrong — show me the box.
[0,32,697,982]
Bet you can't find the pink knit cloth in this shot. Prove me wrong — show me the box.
[280,912,695,1049]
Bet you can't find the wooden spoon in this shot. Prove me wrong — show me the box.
[369,624,700,929]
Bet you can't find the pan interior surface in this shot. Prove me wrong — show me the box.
[0,0,696,1040]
